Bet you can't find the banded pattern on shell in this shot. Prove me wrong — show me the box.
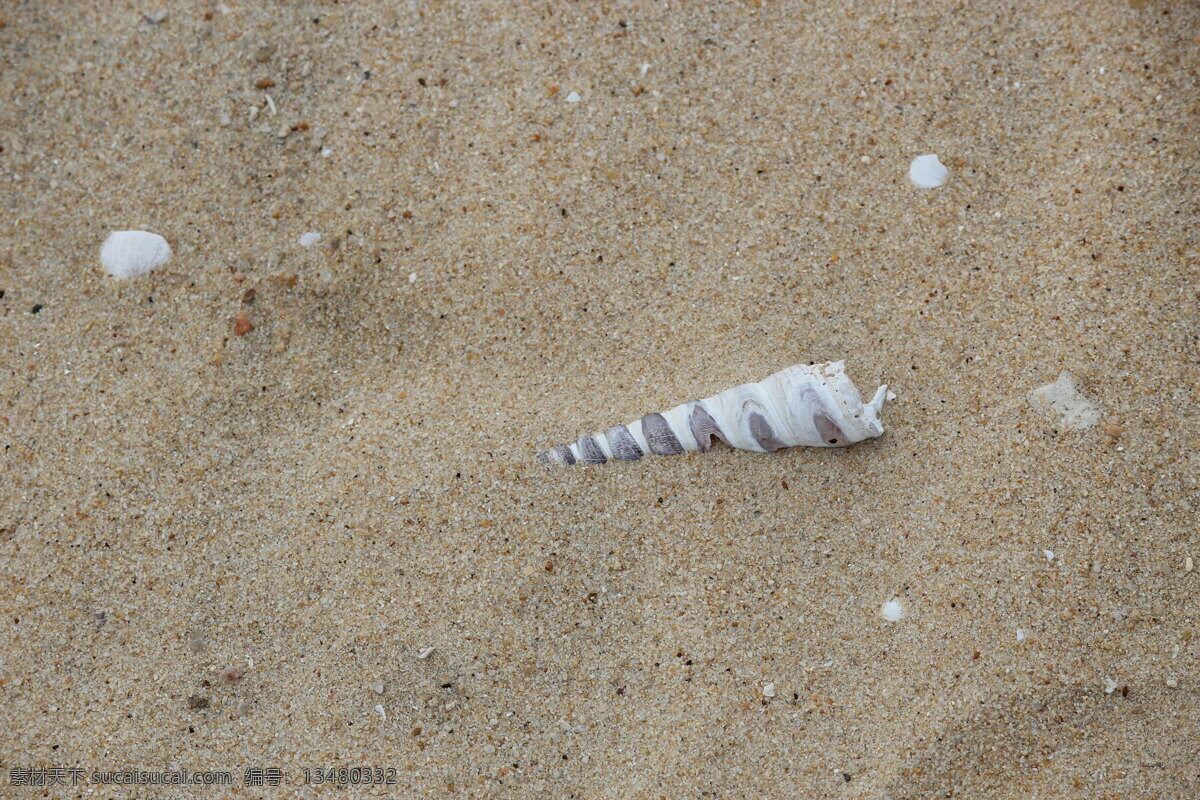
[538,361,889,465]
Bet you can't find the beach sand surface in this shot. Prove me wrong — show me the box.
[1,2,1197,797]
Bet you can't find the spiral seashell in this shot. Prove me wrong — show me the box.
[538,361,889,465]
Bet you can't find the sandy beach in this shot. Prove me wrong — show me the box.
[1,1,1197,797]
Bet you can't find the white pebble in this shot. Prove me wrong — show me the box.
[565,91,581,103]
[881,599,904,622]
[1029,371,1101,431]
[299,231,322,248]
[375,704,386,722]
[373,681,384,695]
[100,231,171,279]
[1016,628,1027,642]
[909,154,949,189]
[408,272,417,284]
[1104,677,1119,694]
[762,683,775,698]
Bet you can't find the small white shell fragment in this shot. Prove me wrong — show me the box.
[762,683,776,698]
[881,599,903,622]
[408,272,417,284]
[100,230,172,278]
[373,681,384,695]
[565,91,581,103]
[1043,549,1055,563]
[909,154,949,188]
[1104,677,1119,694]
[417,646,436,660]
[1029,371,1101,430]
[299,231,322,248]
[1016,628,1027,642]
[374,704,386,722]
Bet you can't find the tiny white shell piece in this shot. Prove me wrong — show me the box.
[100,231,171,278]
[565,91,581,103]
[881,600,904,622]
[1029,371,1101,430]
[299,231,322,247]
[909,154,949,188]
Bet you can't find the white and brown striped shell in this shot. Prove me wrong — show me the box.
[538,361,889,465]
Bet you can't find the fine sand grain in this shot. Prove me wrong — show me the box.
[1,2,1197,797]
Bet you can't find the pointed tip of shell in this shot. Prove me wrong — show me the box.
[860,383,889,437]
[538,446,577,465]
[867,383,888,415]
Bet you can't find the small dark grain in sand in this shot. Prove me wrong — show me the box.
[0,2,1197,797]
